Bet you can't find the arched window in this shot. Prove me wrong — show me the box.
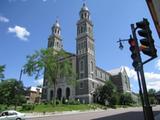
[81,26,83,33]
[66,87,70,99]
[57,30,59,34]
[50,90,53,101]
[84,13,87,18]
[57,88,62,100]
[80,82,83,89]
[80,60,84,71]
[57,42,59,47]
[91,61,93,72]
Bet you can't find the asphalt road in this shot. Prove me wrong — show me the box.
[26,106,160,120]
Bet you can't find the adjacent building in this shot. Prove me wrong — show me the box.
[108,67,131,93]
[42,3,131,103]
[25,87,42,104]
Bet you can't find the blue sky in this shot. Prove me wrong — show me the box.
[0,0,160,93]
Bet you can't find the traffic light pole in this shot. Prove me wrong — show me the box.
[131,24,154,120]
[139,63,154,120]
[137,71,146,120]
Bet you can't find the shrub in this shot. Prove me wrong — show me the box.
[22,104,34,111]
[68,99,80,105]
[119,93,133,106]
[109,95,118,105]
[56,100,61,105]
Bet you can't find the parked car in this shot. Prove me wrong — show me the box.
[0,110,25,120]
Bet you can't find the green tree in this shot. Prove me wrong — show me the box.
[148,88,157,104]
[95,80,117,105]
[23,48,75,105]
[0,65,5,80]
[119,92,133,106]
[0,79,26,109]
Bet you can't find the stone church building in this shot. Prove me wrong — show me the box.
[42,3,131,103]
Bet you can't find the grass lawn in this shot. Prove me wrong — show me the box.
[21,104,104,112]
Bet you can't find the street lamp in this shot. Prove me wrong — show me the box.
[19,69,24,81]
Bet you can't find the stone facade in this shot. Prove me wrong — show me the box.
[26,87,42,104]
[42,3,131,103]
[109,67,131,93]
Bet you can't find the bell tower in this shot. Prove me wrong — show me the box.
[48,19,63,51]
[42,19,63,100]
[76,3,96,103]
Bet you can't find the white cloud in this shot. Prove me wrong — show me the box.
[124,66,137,80]
[124,66,160,91]
[34,78,43,86]
[147,81,160,91]
[0,16,9,23]
[42,0,47,2]
[8,25,30,41]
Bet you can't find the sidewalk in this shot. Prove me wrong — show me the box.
[25,109,104,118]
[24,106,160,119]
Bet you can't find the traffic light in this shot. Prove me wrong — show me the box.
[128,38,140,69]
[136,18,157,58]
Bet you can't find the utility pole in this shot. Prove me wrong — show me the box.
[130,19,156,120]
[119,18,157,120]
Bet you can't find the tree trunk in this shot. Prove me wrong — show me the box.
[14,102,17,110]
[53,82,56,106]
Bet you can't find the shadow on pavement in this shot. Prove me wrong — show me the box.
[91,111,160,120]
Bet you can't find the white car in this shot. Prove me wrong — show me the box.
[0,110,25,120]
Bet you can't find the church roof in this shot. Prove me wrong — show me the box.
[30,87,42,93]
[108,66,126,76]
[81,3,89,11]
[54,19,60,28]
[96,66,111,76]
[65,51,76,56]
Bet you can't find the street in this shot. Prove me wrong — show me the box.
[26,106,160,120]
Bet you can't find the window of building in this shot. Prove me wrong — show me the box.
[91,61,93,72]
[91,74,94,79]
[92,82,95,88]
[100,72,102,78]
[80,73,84,79]
[57,30,59,34]
[57,42,59,47]
[66,87,70,99]
[80,82,84,89]
[50,90,53,101]
[80,60,84,71]
[81,42,84,49]
[88,27,91,33]
[84,24,87,32]
[84,42,86,49]
[95,70,97,76]
[81,26,83,33]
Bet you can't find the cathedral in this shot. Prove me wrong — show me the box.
[42,3,131,103]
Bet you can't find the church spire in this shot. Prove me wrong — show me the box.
[52,18,61,36]
[79,2,90,20]
[48,19,62,51]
